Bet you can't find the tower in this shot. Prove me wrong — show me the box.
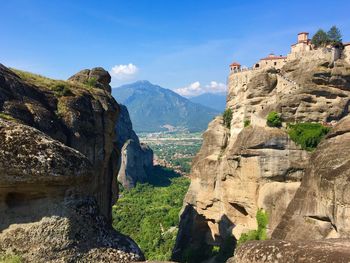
[230,62,241,72]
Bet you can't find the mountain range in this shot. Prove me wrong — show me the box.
[112,81,220,133]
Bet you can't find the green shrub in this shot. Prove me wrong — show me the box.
[244,119,250,127]
[52,83,73,97]
[287,122,330,151]
[86,77,97,87]
[266,111,282,127]
[0,253,23,263]
[223,108,233,129]
[237,209,268,246]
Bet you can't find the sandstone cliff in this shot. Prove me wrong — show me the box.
[173,47,350,261]
[0,64,144,262]
[232,115,350,262]
[115,104,153,189]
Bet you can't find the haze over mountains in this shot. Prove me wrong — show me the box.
[189,92,226,112]
[112,81,219,133]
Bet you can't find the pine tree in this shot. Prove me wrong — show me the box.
[327,26,342,46]
[311,29,329,48]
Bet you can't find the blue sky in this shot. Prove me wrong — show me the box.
[1,0,350,96]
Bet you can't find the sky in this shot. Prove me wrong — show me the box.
[1,0,350,97]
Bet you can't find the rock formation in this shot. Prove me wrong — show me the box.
[0,64,144,262]
[272,115,350,240]
[173,47,350,261]
[115,104,153,189]
[231,116,350,263]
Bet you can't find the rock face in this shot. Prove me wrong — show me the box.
[68,67,112,92]
[0,64,144,262]
[272,115,350,240]
[115,104,153,189]
[173,47,350,260]
[230,239,350,263]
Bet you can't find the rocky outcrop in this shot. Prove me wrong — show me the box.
[272,116,350,240]
[0,64,144,262]
[68,67,112,92]
[115,104,153,189]
[230,239,350,263]
[173,48,350,260]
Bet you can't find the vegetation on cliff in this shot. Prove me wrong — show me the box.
[113,166,190,260]
[223,108,233,128]
[266,111,282,127]
[237,209,269,246]
[287,122,330,151]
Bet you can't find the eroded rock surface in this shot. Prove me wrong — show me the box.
[230,239,350,263]
[0,64,144,262]
[272,116,350,240]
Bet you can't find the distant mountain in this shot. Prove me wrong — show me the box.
[112,81,219,133]
[189,92,227,112]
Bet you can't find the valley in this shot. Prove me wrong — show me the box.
[139,132,203,174]
[113,131,203,261]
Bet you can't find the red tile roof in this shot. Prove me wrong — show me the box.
[298,32,309,35]
[230,62,241,66]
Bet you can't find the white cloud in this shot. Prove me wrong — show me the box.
[174,81,226,97]
[110,63,138,79]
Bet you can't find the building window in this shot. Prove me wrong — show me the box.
[274,62,277,66]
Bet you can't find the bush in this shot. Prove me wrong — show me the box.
[223,108,233,129]
[287,122,330,151]
[266,111,282,127]
[243,119,250,127]
[52,83,73,97]
[237,209,268,246]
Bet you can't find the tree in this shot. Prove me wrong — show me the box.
[327,26,342,46]
[266,111,282,127]
[311,29,329,48]
[223,108,233,129]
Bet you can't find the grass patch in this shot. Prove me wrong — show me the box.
[237,209,268,246]
[288,122,330,151]
[10,68,97,95]
[0,112,15,121]
[244,119,251,127]
[0,253,22,263]
[51,83,73,97]
[112,166,190,260]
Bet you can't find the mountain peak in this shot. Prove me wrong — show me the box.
[112,82,219,132]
